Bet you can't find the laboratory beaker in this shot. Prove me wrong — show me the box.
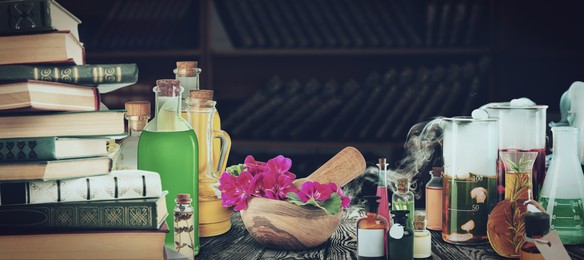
[500,151,538,202]
[539,126,584,245]
[484,105,547,201]
[442,117,498,245]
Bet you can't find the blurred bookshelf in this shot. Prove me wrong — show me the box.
[58,0,584,166]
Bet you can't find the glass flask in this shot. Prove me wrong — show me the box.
[357,196,388,260]
[483,105,548,201]
[388,210,414,260]
[174,194,195,260]
[113,101,150,170]
[175,63,224,173]
[376,158,390,225]
[138,79,199,253]
[426,167,443,231]
[442,117,498,245]
[413,210,432,259]
[392,177,414,229]
[539,126,584,245]
[182,92,232,237]
[488,151,539,258]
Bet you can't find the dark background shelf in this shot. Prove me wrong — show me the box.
[58,0,584,175]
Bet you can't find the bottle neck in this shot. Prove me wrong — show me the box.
[175,68,201,92]
[378,169,387,187]
[127,116,149,136]
[154,88,182,118]
[552,128,579,157]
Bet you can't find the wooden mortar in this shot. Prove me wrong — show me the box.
[240,147,366,250]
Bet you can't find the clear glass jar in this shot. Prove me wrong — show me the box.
[174,194,195,260]
[113,101,150,170]
[392,177,414,229]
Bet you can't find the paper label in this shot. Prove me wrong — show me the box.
[358,229,385,257]
[389,223,404,239]
[534,230,571,260]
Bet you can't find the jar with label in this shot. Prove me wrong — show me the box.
[357,195,388,260]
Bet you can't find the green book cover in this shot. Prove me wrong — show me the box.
[0,195,167,230]
[0,0,80,35]
[0,64,138,93]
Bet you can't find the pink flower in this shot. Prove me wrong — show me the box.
[244,155,267,176]
[250,172,297,200]
[296,181,334,202]
[266,155,295,179]
[329,183,351,208]
[218,171,253,211]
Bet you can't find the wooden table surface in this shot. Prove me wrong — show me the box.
[194,208,584,260]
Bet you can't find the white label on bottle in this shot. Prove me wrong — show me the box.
[358,229,385,257]
[389,223,404,239]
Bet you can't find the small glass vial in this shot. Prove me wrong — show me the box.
[413,211,432,259]
[174,61,202,108]
[520,211,550,260]
[113,101,150,170]
[174,194,196,259]
[388,210,414,260]
[392,177,415,229]
[357,195,388,260]
[425,167,443,231]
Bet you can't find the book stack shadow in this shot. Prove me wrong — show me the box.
[0,1,166,259]
[223,57,490,144]
[215,0,489,49]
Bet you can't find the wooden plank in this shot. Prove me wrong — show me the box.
[258,244,326,260]
[325,208,361,260]
[196,212,264,259]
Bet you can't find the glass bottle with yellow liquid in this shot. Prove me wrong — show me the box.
[182,90,232,237]
[138,79,199,254]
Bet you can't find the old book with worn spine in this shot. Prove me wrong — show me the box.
[0,156,111,181]
[0,0,80,39]
[0,195,167,230]
[0,170,162,205]
[0,136,107,162]
[0,64,138,93]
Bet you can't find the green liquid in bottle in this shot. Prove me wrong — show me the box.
[539,196,584,245]
[138,129,199,253]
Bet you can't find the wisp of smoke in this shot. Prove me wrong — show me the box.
[388,118,444,198]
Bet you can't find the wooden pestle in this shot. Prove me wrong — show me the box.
[294,147,366,188]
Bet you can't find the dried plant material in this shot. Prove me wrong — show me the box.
[471,187,488,203]
[461,220,475,232]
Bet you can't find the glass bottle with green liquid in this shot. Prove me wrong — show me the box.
[138,79,199,255]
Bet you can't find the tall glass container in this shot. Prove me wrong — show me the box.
[174,194,195,260]
[182,92,232,237]
[376,158,390,225]
[442,117,498,244]
[539,127,584,245]
[113,101,150,170]
[484,105,548,201]
[138,79,199,253]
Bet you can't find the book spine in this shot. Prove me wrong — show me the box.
[0,64,138,85]
[0,199,161,230]
[0,137,56,162]
[0,172,162,205]
[0,0,54,35]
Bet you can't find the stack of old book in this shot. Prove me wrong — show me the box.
[0,0,167,259]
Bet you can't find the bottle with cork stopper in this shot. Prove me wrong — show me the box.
[392,177,415,229]
[174,61,201,100]
[113,101,150,170]
[413,210,432,258]
[138,79,199,251]
[182,89,232,237]
[174,193,196,259]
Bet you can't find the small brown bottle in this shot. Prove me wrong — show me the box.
[357,195,388,260]
[520,211,550,260]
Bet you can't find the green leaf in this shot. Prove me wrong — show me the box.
[286,192,342,216]
[225,164,245,176]
[320,193,342,215]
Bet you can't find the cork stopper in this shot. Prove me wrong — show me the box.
[176,61,198,77]
[189,89,214,100]
[125,101,151,117]
[397,177,409,192]
[413,210,427,231]
[431,167,444,176]
[378,158,387,166]
[176,194,192,204]
[155,79,181,96]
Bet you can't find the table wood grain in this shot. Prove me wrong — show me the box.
[193,208,584,260]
